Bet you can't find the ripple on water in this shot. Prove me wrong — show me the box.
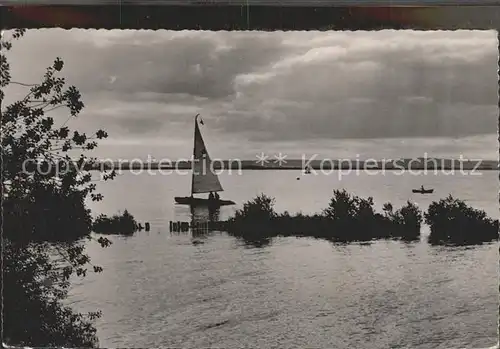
[73,170,498,348]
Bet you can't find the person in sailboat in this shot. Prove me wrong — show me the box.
[174,113,235,207]
[214,192,220,201]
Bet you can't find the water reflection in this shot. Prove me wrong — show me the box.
[232,236,272,249]
[80,172,497,348]
[189,206,272,248]
[190,206,221,244]
[190,205,220,224]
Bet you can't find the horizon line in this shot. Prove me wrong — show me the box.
[91,158,499,163]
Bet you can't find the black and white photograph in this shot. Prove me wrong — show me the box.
[2,28,498,349]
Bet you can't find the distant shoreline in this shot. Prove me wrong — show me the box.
[85,159,499,171]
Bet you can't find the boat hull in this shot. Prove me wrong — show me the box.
[412,189,434,194]
[174,196,235,207]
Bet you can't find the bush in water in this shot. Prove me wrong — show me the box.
[383,201,423,241]
[425,195,498,245]
[227,194,277,243]
[227,190,423,243]
[92,209,140,235]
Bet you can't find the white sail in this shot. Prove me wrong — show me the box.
[191,117,223,195]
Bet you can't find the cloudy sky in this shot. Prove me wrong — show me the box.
[4,29,498,160]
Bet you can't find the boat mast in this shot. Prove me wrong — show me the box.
[190,114,199,197]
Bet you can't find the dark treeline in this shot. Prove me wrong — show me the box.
[225,191,498,247]
[226,190,422,245]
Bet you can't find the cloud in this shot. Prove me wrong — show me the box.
[3,29,498,159]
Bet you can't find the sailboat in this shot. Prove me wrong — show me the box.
[174,114,235,207]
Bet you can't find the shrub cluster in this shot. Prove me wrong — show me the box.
[425,195,498,245]
[227,190,423,244]
[227,191,497,246]
[92,209,140,235]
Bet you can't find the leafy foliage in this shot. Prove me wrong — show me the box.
[3,241,102,347]
[93,209,140,235]
[425,195,498,245]
[227,194,276,246]
[1,29,115,347]
[232,194,277,222]
[323,189,381,240]
[227,190,423,245]
[383,201,423,241]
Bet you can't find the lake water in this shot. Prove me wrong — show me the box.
[69,170,498,348]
